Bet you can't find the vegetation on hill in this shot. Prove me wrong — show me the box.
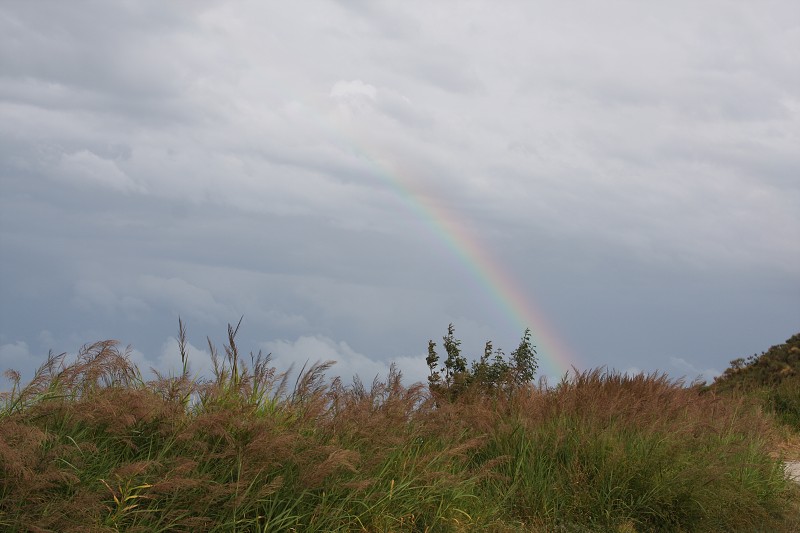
[711,333,800,429]
[1,322,798,532]
[713,333,800,390]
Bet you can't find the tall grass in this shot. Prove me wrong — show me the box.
[746,375,800,432]
[1,326,798,532]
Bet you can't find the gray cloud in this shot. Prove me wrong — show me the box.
[1,0,798,388]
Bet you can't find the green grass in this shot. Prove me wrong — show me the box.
[710,334,800,432]
[1,329,799,532]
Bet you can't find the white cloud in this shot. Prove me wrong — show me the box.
[624,367,643,378]
[669,357,721,382]
[330,79,377,101]
[128,337,214,381]
[390,354,430,386]
[157,337,214,380]
[262,335,428,386]
[329,79,431,129]
[56,150,144,193]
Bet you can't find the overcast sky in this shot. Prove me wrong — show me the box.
[1,0,798,388]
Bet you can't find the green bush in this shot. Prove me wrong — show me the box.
[426,323,538,402]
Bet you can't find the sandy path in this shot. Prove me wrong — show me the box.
[786,461,800,484]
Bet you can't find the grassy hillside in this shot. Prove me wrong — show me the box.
[713,333,800,389]
[711,333,800,430]
[1,327,799,532]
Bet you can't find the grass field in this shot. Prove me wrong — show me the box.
[2,327,799,532]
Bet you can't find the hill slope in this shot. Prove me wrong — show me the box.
[712,332,800,430]
[712,333,800,391]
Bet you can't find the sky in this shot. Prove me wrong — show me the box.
[1,0,798,389]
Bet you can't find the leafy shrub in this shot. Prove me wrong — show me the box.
[426,323,539,402]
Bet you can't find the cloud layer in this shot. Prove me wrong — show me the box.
[1,1,798,387]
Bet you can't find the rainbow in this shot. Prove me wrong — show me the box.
[294,101,581,377]
[356,154,579,378]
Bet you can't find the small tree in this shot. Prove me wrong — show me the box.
[442,323,466,386]
[426,339,441,391]
[471,340,493,386]
[472,341,511,392]
[427,324,539,402]
[510,328,538,387]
